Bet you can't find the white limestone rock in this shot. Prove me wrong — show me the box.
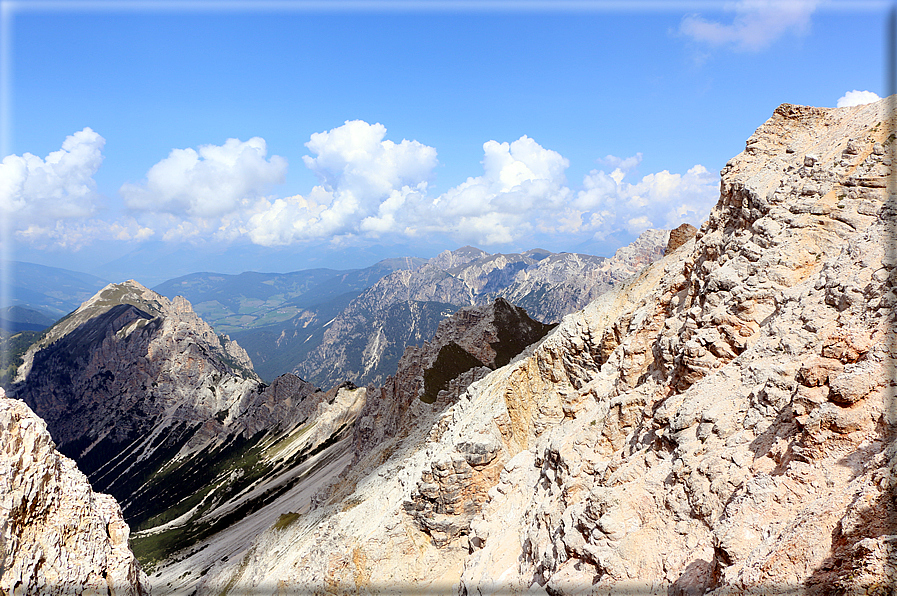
[193,98,896,596]
[0,389,148,595]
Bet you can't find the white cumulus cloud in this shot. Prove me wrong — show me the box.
[0,128,105,225]
[245,121,437,246]
[836,90,881,108]
[120,137,287,218]
[14,216,155,250]
[426,136,570,243]
[680,0,819,52]
[244,130,717,248]
[571,159,717,240]
[4,123,722,252]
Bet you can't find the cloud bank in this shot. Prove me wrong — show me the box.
[247,120,437,246]
[680,0,819,52]
[120,136,287,218]
[3,122,720,252]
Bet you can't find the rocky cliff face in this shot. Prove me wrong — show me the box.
[307,299,555,517]
[293,232,669,389]
[354,298,555,460]
[195,98,896,595]
[0,389,148,595]
[12,281,261,500]
[8,281,366,574]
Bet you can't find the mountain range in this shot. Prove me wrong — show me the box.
[1,96,894,595]
[149,235,669,386]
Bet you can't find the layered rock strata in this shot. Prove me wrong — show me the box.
[0,389,148,595]
[195,97,897,595]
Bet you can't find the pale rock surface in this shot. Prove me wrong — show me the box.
[195,98,897,595]
[0,389,147,595]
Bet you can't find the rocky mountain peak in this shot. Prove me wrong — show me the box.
[293,235,670,389]
[351,297,556,458]
[429,245,491,270]
[192,97,897,595]
[10,278,263,511]
[16,279,255,383]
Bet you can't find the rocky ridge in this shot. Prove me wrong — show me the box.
[0,388,148,595]
[8,275,559,595]
[315,298,555,510]
[12,281,262,495]
[8,281,369,573]
[293,231,669,389]
[195,97,897,595]
[148,298,558,595]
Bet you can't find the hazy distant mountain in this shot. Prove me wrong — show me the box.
[86,239,435,287]
[6,261,109,317]
[0,305,55,333]
[152,236,668,386]
[152,256,425,335]
[291,232,669,389]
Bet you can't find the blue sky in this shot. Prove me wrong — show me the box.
[0,0,891,283]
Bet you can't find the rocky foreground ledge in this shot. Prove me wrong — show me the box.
[0,388,148,595]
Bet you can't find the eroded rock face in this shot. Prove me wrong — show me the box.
[352,297,555,460]
[0,390,148,595]
[309,299,554,526]
[194,98,896,596]
[458,98,897,595]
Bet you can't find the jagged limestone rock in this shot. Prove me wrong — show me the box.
[194,97,896,595]
[0,389,148,595]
